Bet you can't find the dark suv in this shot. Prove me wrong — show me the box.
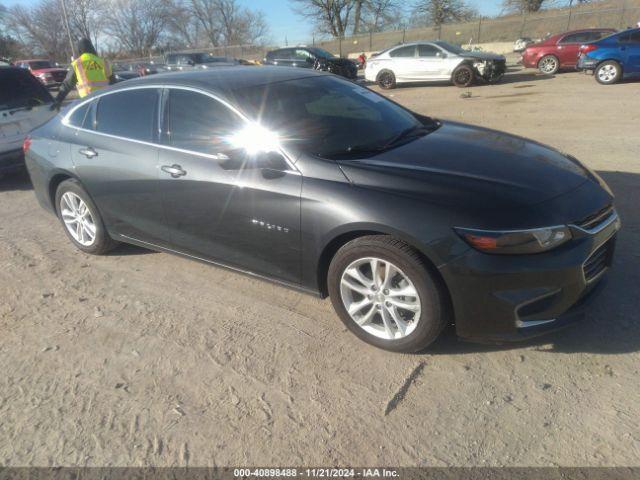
[264,47,358,80]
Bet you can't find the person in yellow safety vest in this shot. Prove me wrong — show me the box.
[52,38,115,110]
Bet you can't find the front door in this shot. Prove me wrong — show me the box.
[416,44,448,79]
[158,88,303,284]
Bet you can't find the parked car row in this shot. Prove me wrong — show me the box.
[522,27,640,84]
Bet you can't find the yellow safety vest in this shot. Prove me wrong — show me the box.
[72,53,111,98]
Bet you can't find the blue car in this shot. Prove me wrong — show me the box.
[577,28,640,84]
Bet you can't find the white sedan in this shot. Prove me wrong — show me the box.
[365,41,507,89]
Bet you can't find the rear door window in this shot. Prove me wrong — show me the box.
[67,101,92,128]
[95,88,159,142]
[559,33,589,44]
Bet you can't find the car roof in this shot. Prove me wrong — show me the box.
[548,28,616,41]
[105,66,328,97]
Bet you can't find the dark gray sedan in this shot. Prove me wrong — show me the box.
[24,67,619,352]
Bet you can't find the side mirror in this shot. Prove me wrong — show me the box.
[220,149,288,172]
[305,56,314,64]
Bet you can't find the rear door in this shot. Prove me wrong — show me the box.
[557,32,591,66]
[158,87,303,284]
[67,87,169,245]
[389,45,418,80]
[619,30,640,74]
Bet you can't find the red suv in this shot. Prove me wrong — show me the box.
[15,59,68,89]
[522,29,616,75]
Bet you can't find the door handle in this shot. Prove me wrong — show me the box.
[161,164,187,178]
[79,147,98,159]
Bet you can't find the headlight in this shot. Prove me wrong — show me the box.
[454,225,572,255]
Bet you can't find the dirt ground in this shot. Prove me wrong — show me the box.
[1,63,639,467]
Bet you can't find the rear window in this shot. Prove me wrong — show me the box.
[95,89,159,142]
[0,68,53,110]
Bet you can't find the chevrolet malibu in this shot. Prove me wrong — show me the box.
[24,67,620,352]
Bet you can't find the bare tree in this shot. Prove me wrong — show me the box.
[164,0,200,48]
[67,0,104,47]
[189,0,269,47]
[291,0,356,37]
[501,0,547,13]
[6,0,70,60]
[412,0,477,26]
[102,0,171,56]
[363,0,402,32]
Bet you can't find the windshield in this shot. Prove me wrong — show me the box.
[28,60,53,70]
[0,68,53,110]
[434,41,467,54]
[233,76,431,159]
[309,48,335,59]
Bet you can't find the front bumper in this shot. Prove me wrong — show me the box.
[439,211,621,342]
[0,148,24,174]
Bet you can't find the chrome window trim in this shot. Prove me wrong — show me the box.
[60,84,300,173]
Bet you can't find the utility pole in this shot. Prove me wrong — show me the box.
[566,0,574,31]
[59,0,76,59]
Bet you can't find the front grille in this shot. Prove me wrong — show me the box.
[575,204,614,230]
[583,238,615,283]
[52,71,66,82]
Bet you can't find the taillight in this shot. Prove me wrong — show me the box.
[23,136,32,154]
[580,44,599,54]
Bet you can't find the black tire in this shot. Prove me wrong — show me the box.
[595,60,622,85]
[538,55,559,75]
[452,64,475,88]
[55,178,118,255]
[377,70,396,89]
[327,235,448,353]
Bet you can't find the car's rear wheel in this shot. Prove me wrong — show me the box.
[327,236,448,353]
[595,61,622,85]
[538,55,559,75]
[452,65,475,87]
[55,179,118,255]
[377,70,396,89]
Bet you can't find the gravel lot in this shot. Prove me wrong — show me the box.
[1,63,639,467]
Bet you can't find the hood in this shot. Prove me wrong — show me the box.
[338,121,595,221]
[459,51,505,61]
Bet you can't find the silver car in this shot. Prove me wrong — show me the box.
[365,41,507,89]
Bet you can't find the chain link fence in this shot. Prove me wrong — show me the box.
[123,1,640,64]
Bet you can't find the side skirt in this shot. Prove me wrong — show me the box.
[117,234,323,298]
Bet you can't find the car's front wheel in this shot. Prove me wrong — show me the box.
[55,178,118,255]
[538,55,559,75]
[595,61,622,85]
[452,65,475,87]
[328,236,448,353]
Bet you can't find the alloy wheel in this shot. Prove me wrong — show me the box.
[340,257,421,340]
[539,57,558,74]
[60,192,97,246]
[455,69,472,85]
[598,64,618,83]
